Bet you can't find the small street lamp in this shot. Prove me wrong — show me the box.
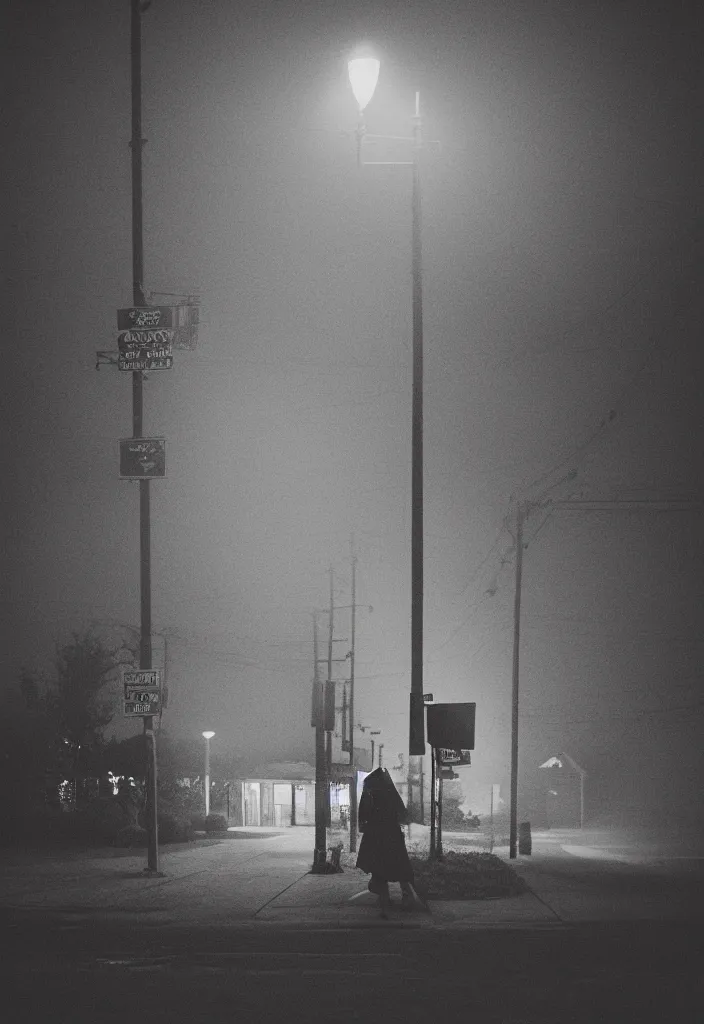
[202,731,215,817]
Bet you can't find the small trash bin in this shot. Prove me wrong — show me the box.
[518,821,532,855]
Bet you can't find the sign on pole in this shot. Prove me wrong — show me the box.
[426,702,476,751]
[124,693,161,716]
[118,354,173,371]
[118,307,177,330]
[117,303,199,349]
[122,669,162,689]
[119,438,166,478]
[437,748,472,766]
[122,669,162,717]
[118,330,174,371]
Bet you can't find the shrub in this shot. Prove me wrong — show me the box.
[157,810,193,843]
[204,813,228,832]
[190,814,206,831]
[114,824,148,848]
[76,797,132,844]
[5,805,72,845]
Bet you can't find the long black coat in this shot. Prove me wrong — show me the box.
[355,768,414,882]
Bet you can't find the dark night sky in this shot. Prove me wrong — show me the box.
[4,0,703,821]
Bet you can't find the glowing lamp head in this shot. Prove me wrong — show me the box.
[202,731,215,740]
[348,56,380,113]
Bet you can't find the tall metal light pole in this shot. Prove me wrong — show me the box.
[202,731,214,818]
[347,55,426,757]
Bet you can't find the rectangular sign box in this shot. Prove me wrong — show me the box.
[124,699,160,717]
[437,748,472,766]
[427,702,476,750]
[118,355,174,371]
[124,689,161,703]
[117,304,199,349]
[122,669,161,689]
[119,438,166,478]
[118,330,176,350]
[118,306,177,330]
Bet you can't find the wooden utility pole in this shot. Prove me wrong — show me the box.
[509,502,525,860]
[130,0,158,875]
[312,613,327,870]
[326,567,335,826]
[349,540,358,852]
[429,746,436,858]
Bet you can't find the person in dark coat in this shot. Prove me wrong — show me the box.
[356,767,417,906]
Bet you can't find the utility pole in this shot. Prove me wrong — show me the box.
[312,613,327,870]
[409,90,426,757]
[131,0,158,875]
[509,502,525,860]
[326,566,335,826]
[349,539,358,852]
[429,745,436,858]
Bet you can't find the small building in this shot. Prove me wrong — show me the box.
[227,754,373,828]
[228,762,317,827]
[537,752,587,828]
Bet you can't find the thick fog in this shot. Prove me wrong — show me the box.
[4,0,703,827]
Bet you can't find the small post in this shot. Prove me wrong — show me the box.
[436,749,444,861]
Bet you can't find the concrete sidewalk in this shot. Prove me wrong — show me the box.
[2,825,700,932]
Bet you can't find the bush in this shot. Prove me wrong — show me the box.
[190,814,206,831]
[204,813,228,832]
[4,805,73,845]
[157,810,193,843]
[114,824,148,848]
[76,797,132,844]
[409,851,527,899]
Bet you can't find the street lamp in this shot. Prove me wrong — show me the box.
[202,731,214,817]
[346,53,426,756]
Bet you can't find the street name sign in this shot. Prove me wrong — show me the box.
[118,353,174,371]
[117,304,199,349]
[122,669,162,689]
[437,748,472,766]
[118,306,177,330]
[119,439,166,478]
[124,695,161,716]
[118,329,176,350]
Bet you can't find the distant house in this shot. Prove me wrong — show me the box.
[537,752,587,828]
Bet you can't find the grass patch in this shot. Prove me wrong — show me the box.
[409,851,528,900]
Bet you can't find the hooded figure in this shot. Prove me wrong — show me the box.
[356,767,415,901]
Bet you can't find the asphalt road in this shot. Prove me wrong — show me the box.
[2,827,703,1023]
[4,917,702,1024]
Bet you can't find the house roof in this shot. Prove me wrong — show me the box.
[539,752,587,776]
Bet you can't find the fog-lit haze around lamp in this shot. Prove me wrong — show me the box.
[348,57,380,112]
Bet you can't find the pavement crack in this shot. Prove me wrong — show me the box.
[251,870,311,918]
